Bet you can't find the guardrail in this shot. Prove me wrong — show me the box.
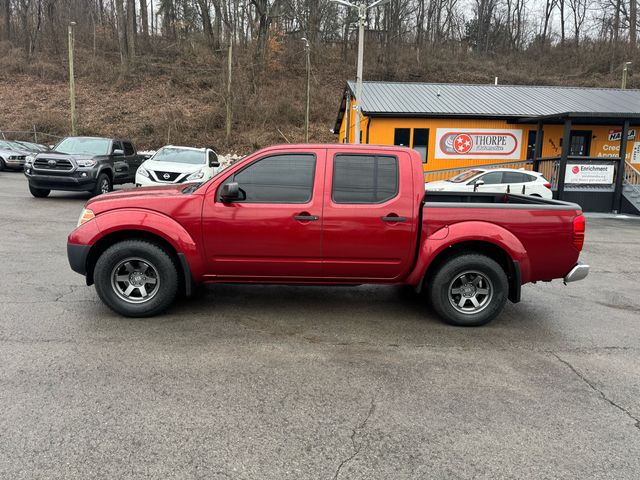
[624,161,640,196]
[424,160,533,183]
[0,129,64,143]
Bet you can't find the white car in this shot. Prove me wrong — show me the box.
[425,168,553,199]
[136,146,221,187]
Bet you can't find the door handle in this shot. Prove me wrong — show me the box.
[294,213,319,221]
[381,214,407,223]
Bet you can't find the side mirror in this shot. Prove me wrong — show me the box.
[220,182,240,202]
[209,151,220,168]
[113,149,124,156]
[473,179,485,192]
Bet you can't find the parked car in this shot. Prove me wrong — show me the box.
[135,146,221,187]
[24,136,144,198]
[0,140,31,171]
[67,144,588,327]
[14,140,49,153]
[426,168,553,199]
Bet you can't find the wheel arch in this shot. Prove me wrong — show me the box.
[422,240,521,301]
[85,229,192,296]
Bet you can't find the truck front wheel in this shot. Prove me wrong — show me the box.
[93,240,178,317]
[428,253,508,327]
[29,184,50,198]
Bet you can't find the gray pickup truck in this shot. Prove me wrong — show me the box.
[24,136,145,197]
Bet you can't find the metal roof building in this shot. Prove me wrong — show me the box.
[333,81,640,214]
[334,81,640,131]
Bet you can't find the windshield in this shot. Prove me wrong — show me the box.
[54,137,111,155]
[448,170,483,183]
[151,147,205,165]
[0,140,26,151]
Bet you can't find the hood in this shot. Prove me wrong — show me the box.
[0,147,30,157]
[84,184,203,217]
[424,180,452,189]
[141,159,205,174]
[37,151,96,161]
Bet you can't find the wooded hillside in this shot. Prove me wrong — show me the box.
[1,0,639,151]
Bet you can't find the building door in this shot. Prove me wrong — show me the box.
[569,131,591,156]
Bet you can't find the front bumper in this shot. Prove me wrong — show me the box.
[26,170,98,191]
[4,158,26,169]
[67,243,91,276]
[564,262,589,284]
[135,173,200,187]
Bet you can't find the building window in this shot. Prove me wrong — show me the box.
[393,128,411,147]
[413,128,429,163]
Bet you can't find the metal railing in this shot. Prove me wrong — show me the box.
[623,161,640,196]
[424,160,533,183]
[0,129,63,144]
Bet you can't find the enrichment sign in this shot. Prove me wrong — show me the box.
[435,128,522,160]
[565,164,615,184]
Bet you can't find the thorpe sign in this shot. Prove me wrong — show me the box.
[435,128,523,160]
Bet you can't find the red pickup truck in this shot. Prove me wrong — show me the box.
[67,144,588,326]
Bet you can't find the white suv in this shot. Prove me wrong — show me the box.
[426,168,553,199]
[136,146,221,187]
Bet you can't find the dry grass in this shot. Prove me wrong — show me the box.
[1,37,638,152]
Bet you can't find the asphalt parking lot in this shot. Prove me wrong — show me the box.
[1,171,639,479]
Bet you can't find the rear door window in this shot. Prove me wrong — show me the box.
[332,155,398,204]
[123,142,135,156]
[477,171,504,185]
[502,172,528,183]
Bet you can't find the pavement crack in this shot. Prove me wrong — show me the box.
[332,396,376,480]
[553,352,640,432]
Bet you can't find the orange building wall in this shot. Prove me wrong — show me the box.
[336,101,639,174]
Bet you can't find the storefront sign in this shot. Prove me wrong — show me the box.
[435,128,522,160]
[607,128,636,141]
[632,142,640,164]
[565,164,615,184]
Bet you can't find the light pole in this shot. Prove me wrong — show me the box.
[622,61,632,89]
[302,37,311,143]
[331,0,393,144]
[68,21,77,136]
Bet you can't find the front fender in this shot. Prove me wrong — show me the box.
[68,208,205,280]
[406,221,531,286]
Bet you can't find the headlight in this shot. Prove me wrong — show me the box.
[77,159,97,168]
[25,155,35,165]
[138,166,149,178]
[77,208,95,227]
[186,169,205,181]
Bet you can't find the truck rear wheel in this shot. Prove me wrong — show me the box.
[29,184,50,198]
[93,240,178,317]
[428,253,508,327]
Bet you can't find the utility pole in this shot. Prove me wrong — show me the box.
[226,40,233,143]
[302,38,311,143]
[622,62,632,89]
[331,0,393,144]
[68,21,77,136]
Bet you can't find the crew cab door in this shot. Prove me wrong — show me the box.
[111,141,130,182]
[122,141,141,180]
[201,150,325,279]
[321,149,417,280]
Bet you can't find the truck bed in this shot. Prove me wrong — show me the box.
[423,191,580,209]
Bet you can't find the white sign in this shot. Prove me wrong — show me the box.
[565,164,615,184]
[435,128,523,160]
[632,142,640,164]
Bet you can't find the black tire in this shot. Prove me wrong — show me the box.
[93,240,178,317]
[0,157,5,171]
[428,253,508,327]
[29,184,50,198]
[92,173,112,196]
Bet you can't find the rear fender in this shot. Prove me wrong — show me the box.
[407,221,531,287]
[70,208,204,281]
